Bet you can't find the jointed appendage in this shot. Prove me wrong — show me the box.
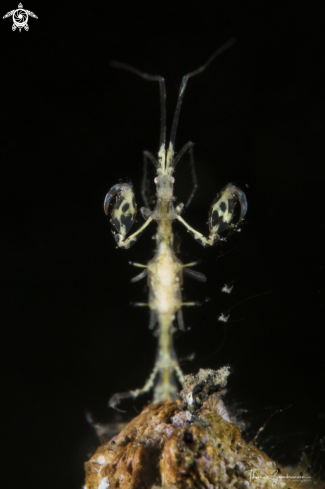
[177,183,248,247]
[104,179,247,251]
[104,40,247,410]
[104,183,154,249]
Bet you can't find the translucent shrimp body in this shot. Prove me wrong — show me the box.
[104,41,247,409]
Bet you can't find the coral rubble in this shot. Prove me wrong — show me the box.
[84,369,314,489]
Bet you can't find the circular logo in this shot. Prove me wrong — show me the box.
[13,8,28,29]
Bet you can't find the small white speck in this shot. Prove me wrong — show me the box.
[222,284,233,294]
[96,455,105,465]
[187,392,194,407]
[257,455,264,467]
[98,476,110,489]
[216,399,231,422]
[218,312,230,322]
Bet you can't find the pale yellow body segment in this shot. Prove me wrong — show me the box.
[148,237,182,317]
[147,221,185,401]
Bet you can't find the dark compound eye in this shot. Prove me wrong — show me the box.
[122,203,130,212]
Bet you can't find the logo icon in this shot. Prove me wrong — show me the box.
[3,3,38,32]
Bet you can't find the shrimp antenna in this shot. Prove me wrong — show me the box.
[110,37,236,158]
[169,37,237,149]
[110,60,167,153]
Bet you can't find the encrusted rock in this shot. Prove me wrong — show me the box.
[84,369,316,489]
[180,366,231,411]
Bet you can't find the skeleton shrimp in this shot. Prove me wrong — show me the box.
[104,39,248,409]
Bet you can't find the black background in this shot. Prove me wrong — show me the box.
[1,1,325,488]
